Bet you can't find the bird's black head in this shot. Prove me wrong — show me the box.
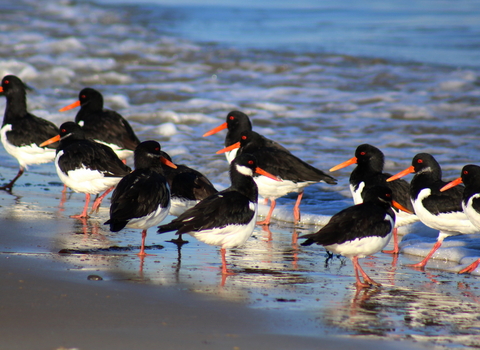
[460,164,480,187]
[226,111,253,132]
[239,130,265,148]
[0,75,27,97]
[231,153,258,178]
[362,185,393,206]
[78,87,103,109]
[355,144,384,169]
[58,121,86,141]
[412,153,440,176]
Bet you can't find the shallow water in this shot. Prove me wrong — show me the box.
[2,0,480,347]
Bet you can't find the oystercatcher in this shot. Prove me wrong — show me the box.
[157,153,280,275]
[217,130,337,225]
[301,186,399,288]
[330,144,417,254]
[441,164,480,273]
[387,153,479,268]
[105,141,176,256]
[40,122,131,218]
[0,75,59,191]
[59,87,140,160]
[203,110,289,163]
[159,150,218,216]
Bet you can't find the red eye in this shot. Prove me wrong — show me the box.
[155,147,159,151]
[248,160,254,165]
[464,170,469,175]
[360,151,366,156]
[229,116,234,120]
[241,135,247,140]
[81,95,86,99]
[417,159,423,164]
[4,80,9,84]
[386,193,391,197]
[61,128,66,133]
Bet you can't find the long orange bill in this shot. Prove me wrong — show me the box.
[59,100,81,112]
[392,200,413,214]
[0,87,3,93]
[216,141,241,154]
[329,156,357,172]
[203,122,227,137]
[39,134,61,147]
[160,156,177,169]
[256,167,282,182]
[386,166,415,182]
[440,177,463,192]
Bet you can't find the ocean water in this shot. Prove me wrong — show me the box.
[2,0,480,347]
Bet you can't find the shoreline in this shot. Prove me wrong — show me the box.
[0,166,423,350]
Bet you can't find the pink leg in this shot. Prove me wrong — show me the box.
[90,186,115,213]
[382,228,399,254]
[257,199,276,226]
[293,191,304,225]
[137,229,155,256]
[71,193,91,219]
[352,256,381,287]
[459,259,480,274]
[352,257,371,288]
[0,167,25,191]
[220,248,235,275]
[408,238,444,268]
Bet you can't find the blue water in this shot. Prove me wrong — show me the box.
[98,0,480,68]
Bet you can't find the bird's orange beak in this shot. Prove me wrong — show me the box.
[256,167,282,181]
[392,200,413,214]
[203,122,227,137]
[160,156,177,169]
[39,134,61,147]
[59,100,81,112]
[0,87,4,93]
[330,156,357,172]
[386,166,415,182]
[440,177,463,192]
[216,142,241,154]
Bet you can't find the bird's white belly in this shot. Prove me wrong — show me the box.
[190,203,258,248]
[413,188,478,234]
[464,194,480,230]
[55,153,122,194]
[127,202,171,230]
[255,175,312,200]
[1,124,56,168]
[325,234,392,259]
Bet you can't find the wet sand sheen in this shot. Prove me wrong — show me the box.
[1,167,480,348]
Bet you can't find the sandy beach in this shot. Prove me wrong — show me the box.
[0,167,424,350]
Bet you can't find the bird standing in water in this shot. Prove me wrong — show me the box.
[105,141,176,256]
[301,186,405,288]
[0,75,59,191]
[158,153,280,275]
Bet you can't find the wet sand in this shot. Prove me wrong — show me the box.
[0,165,474,350]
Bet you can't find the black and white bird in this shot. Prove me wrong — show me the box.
[301,186,399,288]
[105,141,176,256]
[159,150,218,216]
[59,87,140,160]
[203,110,290,163]
[0,75,59,191]
[387,153,479,268]
[40,122,131,218]
[217,130,337,225]
[441,164,480,273]
[330,144,417,254]
[157,153,280,275]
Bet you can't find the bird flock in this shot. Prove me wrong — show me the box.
[2,74,480,288]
